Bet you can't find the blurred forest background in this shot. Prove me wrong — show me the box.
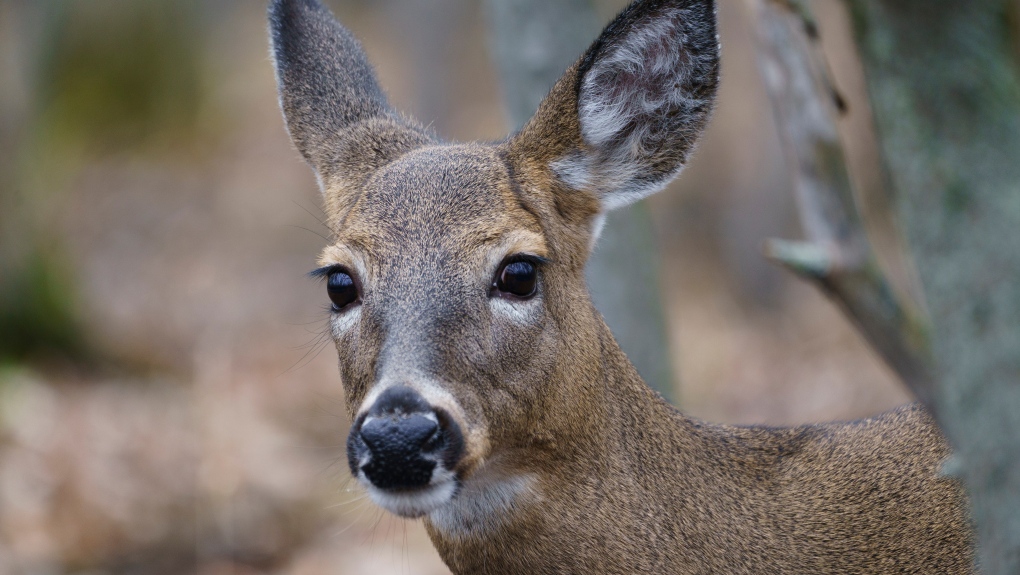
[0,1,918,573]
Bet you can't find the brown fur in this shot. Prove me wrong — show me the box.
[269,0,975,572]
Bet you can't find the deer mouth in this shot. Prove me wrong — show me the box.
[362,469,460,518]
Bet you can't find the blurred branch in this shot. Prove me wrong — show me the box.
[750,0,936,409]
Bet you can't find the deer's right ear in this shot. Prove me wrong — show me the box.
[269,0,432,193]
[507,0,719,214]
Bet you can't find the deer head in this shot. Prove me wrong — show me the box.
[269,0,718,520]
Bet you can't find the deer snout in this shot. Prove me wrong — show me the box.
[348,386,465,497]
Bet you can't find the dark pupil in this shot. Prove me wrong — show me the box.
[327,271,358,310]
[498,261,537,297]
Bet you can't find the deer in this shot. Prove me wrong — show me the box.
[268,0,974,572]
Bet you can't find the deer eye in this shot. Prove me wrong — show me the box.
[493,259,538,299]
[327,269,359,311]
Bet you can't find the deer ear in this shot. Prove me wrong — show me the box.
[269,0,432,190]
[510,0,719,211]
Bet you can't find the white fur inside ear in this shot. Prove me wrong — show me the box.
[552,152,674,211]
[563,5,713,209]
[579,7,705,148]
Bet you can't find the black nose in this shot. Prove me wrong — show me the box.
[358,414,439,488]
[347,386,461,491]
[360,413,439,453]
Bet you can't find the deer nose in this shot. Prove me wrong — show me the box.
[360,414,439,454]
[348,386,457,491]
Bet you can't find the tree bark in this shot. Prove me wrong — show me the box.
[483,0,676,401]
[845,2,1020,573]
[751,0,935,408]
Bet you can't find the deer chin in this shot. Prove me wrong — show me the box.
[426,468,539,539]
[362,467,459,518]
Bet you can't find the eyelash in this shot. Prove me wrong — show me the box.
[309,264,347,280]
[500,254,550,269]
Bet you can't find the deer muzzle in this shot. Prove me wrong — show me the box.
[347,385,465,517]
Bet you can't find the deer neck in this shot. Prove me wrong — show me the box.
[581,312,706,472]
[425,313,721,572]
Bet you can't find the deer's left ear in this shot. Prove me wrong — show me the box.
[508,0,719,211]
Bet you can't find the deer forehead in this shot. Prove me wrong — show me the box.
[320,144,550,272]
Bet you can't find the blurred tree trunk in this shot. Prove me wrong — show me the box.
[846,1,1020,572]
[384,0,468,130]
[483,0,676,401]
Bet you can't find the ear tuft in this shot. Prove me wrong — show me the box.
[549,0,719,210]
